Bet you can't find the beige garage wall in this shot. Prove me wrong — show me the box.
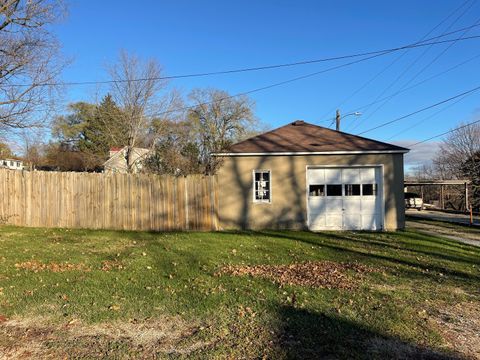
[216,153,405,231]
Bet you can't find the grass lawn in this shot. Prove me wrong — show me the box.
[0,223,479,359]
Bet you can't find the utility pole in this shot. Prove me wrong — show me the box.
[335,109,361,131]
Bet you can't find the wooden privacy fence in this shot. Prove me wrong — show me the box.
[0,169,219,231]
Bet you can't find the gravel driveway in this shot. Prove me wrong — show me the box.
[406,209,480,226]
[406,211,480,248]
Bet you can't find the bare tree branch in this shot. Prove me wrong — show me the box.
[107,50,173,172]
[0,0,66,134]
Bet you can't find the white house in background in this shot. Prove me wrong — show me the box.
[103,146,151,174]
[0,159,24,170]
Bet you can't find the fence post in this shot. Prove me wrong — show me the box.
[184,176,189,230]
[470,204,473,226]
[465,182,469,212]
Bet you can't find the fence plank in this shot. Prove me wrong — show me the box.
[0,169,218,231]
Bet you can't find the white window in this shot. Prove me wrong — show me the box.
[253,170,271,203]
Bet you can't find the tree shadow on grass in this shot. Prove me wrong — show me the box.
[257,231,479,283]
[334,234,480,267]
[276,305,460,360]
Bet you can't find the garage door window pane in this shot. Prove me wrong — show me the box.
[309,185,325,196]
[326,184,342,196]
[362,184,377,196]
[253,170,271,202]
[345,184,361,196]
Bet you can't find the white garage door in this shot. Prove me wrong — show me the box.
[307,167,383,230]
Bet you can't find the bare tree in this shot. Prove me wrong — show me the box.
[188,88,255,174]
[144,119,200,175]
[433,121,480,210]
[108,51,179,172]
[434,122,480,179]
[0,140,13,158]
[0,0,66,134]
[17,128,45,169]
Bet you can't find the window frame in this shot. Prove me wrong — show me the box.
[344,184,361,196]
[308,184,325,197]
[252,169,272,204]
[326,184,343,197]
[362,183,378,196]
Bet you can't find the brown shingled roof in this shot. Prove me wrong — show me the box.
[220,120,409,154]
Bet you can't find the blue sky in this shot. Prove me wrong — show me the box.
[53,0,480,166]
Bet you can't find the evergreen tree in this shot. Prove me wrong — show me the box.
[80,94,129,158]
[52,95,129,171]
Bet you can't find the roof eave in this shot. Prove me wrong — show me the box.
[212,149,410,156]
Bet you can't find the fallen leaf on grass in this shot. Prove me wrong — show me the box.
[219,261,378,289]
[67,319,79,326]
[100,260,124,271]
[14,260,90,273]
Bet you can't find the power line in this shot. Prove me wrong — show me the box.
[17,34,480,126]
[152,50,397,118]
[49,36,480,124]
[149,38,480,120]
[349,1,478,132]
[409,118,480,147]
[376,28,480,141]
[343,52,480,114]
[340,0,474,131]
[355,7,479,130]
[5,25,480,88]
[357,85,480,135]
[51,49,395,122]
[385,91,474,140]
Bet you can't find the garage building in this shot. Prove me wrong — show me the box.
[214,120,409,231]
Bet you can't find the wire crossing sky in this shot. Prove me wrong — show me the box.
[54,0,480,167]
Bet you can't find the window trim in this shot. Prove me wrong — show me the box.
[344,184,361,196]
[326,184,343,197]
[252,169,272,204]
[308,184,325,197]
[362,183,378,196]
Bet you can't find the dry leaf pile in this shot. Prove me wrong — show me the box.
[14,260,90,273]
[220,261,377,289]
[100,260,125,271]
